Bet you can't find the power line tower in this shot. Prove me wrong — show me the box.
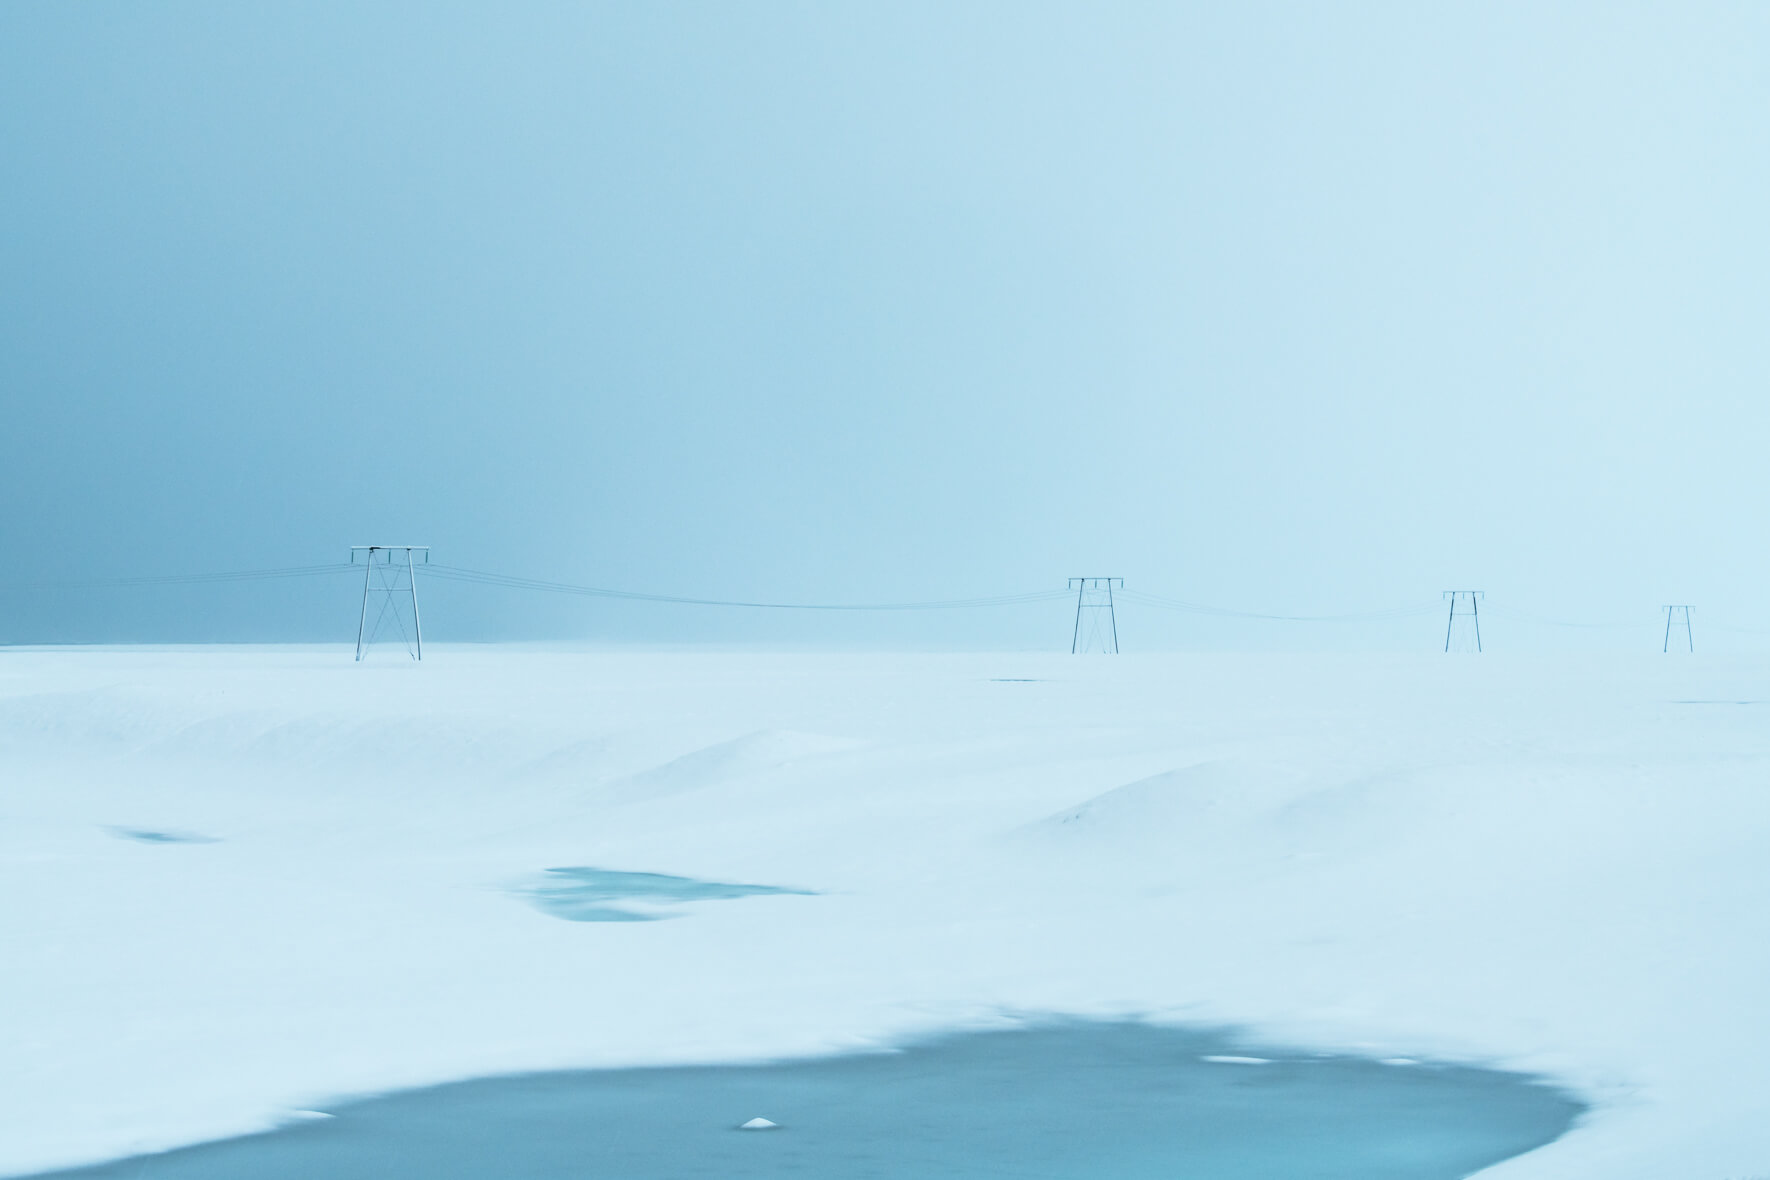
[352,546,429,662]
[1069,577,1124,653]
[1662,605,1694,653]
[1443,590,1484,653]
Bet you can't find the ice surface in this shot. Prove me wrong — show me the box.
[23,1025,1578,1180]
[4,648,1770,1179]
[523,867,816,922]
[105,828,220,845]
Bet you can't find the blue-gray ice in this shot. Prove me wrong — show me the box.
[524,867,816,922]
[31,1023,1582,1180]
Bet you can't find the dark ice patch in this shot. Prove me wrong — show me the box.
[108,827,220,844]
[525,867,816,922]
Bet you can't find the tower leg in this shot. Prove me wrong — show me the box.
[1071,582,1085,654]
[355,551,374,661]
[408,548,423,661]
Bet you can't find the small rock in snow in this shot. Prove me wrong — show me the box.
[1202,1055,1270,1065]
[739,1117,779,1130]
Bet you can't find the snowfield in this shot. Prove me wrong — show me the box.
[2,647,1767,1178]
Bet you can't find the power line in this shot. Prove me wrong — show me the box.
[2,561,1763,651]
[1117,588,1437,622]
[420,564,1072,612]
[0,564,356,591]
[0,561,1066,611]
[1484,606,1653,630]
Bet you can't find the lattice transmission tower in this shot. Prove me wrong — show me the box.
[1662,605,1694,653]
[1443,590,1484,653]
[352,546,429,661]
[1070,577,1124,653]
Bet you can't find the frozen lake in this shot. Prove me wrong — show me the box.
[6,648,1770,1179]
[26,1024,1580,1180]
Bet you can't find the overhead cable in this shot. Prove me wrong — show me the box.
[1484,606,1653,630]
[3,561,1747,637]
[1116,588,1438,622]
[421,564,1072,612]
[0,564,357,591]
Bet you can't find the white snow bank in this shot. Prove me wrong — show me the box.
[2,648,1768,1179]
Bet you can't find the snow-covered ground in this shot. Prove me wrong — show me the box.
[3,647,1767,1178]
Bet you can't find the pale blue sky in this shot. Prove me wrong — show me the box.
[3,2,1767,648]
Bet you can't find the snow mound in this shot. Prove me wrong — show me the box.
[739,1117,778,1130]
[0,687,184,756]
[224,715,520,779]
[1035,761,1305,839]
[516,736,613,784]
[603,730,861,803]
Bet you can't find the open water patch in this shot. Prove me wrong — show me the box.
[35,1022,1583,1179]
[523,867,816,922]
